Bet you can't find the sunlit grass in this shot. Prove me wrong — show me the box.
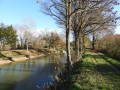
[55,51,120,90]
[98,53,120,70]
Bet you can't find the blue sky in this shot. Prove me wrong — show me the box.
[0,0,120,34]
[0,0,59,30]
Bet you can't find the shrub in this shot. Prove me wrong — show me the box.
[95,35,120,60]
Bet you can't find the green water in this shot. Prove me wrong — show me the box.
[0,54,66,90]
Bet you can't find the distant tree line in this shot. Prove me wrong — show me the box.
[0,23,65,52]
[17,30,65,51]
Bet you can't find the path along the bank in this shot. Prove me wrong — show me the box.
[91,51,120,75]
[57,51,120,90]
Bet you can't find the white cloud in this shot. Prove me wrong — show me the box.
[31,28,64,36]
[115,26,120,34]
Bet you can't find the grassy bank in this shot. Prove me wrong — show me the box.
[0,49,60,65]
[52,51,120,90]
[98,52,120,70]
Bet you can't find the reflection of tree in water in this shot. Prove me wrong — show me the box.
[14,55,66,90]
[34,54,66,90]
[0,55,66,90]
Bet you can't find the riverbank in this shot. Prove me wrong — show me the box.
[51,51,120,90]
[0,49,60,65]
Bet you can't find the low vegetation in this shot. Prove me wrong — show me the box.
[0,0,120,89]
[51,51,120,90]
[95,35,120,60]
[0,49,60,61]
[98,52,120,70]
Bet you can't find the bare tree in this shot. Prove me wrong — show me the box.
[20,18,36,51]
[39,0,87,69]
[71,0,118,59]
[39,0,119,70]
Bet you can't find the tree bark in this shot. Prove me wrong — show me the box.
[20,38,23,49]
[66,0,72,70]
[26,40,28,51]
[92,32,95,50]
[79,30,84,59]
[74,33,80,60]
[0,41,3,53]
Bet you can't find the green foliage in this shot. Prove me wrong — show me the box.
[42,32,65,50]
[54,51,120,90]
[0,24,17,50]
[4,26,17,45]
[99,52,120,70]
[50,32,65,49]
[0,23,5,41]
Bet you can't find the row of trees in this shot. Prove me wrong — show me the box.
[17,29,65,51]
[15,18,66,51]
[40,0,119,69]
[0,23,65,52]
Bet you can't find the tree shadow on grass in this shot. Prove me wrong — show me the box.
[95,64,117,74]
[13,51,30,58]
[0,53,14,62]
[92,54,120,75]
[13,51,24,55]
[53,54,120,90]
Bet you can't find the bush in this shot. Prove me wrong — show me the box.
[3,45,11,50]
[95,35,120,60]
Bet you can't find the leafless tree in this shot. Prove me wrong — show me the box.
[39,0,119,69]
[20,18,36,51]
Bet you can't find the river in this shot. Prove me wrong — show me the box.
[0,54,66,90]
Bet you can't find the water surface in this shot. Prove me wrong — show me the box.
[0,54,66,90]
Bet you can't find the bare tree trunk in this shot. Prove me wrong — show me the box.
[66,30,72,64]
[79,30,84,59]
[92,32,95,50]
[54,45,55,50]
[26,40,28,51]
[83,35,85,54]
[0,41,3,53]
[20,38,23,49]
[16,42,17,49]
[66,0,72,70]
[75,35,80,60]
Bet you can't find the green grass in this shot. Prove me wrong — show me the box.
[1,51,25,58]
[0,49,59,61]
[53,52,120,90]
[98,53,120,70]
[0,54,8,60]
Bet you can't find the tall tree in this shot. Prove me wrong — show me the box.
[39,0,119,70]
[40,0,85,69]
[20,18,36,51]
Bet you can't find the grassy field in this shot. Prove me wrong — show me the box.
[54,51,120,90]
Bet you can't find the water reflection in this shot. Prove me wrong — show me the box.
[0,54,66,90]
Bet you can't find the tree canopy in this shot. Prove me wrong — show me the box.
[0,24,17,50]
